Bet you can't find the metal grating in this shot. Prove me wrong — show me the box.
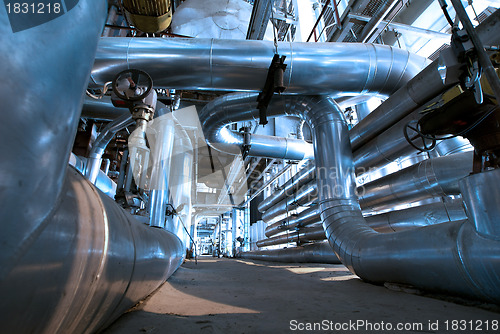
[428,43,450,61]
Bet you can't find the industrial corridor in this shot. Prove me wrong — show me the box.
[103,258,500,333]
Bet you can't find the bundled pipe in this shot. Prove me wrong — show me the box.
[265,199,466,237]
[241,241,341,264]
[258,161,315,212]
[262,151,472,223]
[256,225,326,247]
[261,182,318,223]
[0,3,184,333]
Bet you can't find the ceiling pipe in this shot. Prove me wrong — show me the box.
[0,2,185,332]
[349,9,500,151]
[92,38,427,96]
[241,241,341,264]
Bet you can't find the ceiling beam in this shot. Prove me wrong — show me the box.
[247,0,273,40]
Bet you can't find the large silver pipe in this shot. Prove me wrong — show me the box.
[92,38,427,95]
[349,9,500,150]
[86,114,134,183]
[256,225,326,247]
[240,241,341,264]
[81,95,130,120]
[258,161,315,212]
[365,198,467,233]
[300,96,500,303]
[0,2,184,332]
[358,151,473,211]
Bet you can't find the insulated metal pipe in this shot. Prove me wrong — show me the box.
[261,182,318,223]
[265,198,466,237]
[240,241,341,264]
[298,96,500,303]
[365,198,467,233]
[358,151,473,211]
[256,225,326,247]
[69,153,117,198]
[262,151,472,222]
[265,206,319,237]
[86,114,134,183]
[349,9,500,150]
[0,3,185,332]
[258,161,316,212]
[92,38,427,95]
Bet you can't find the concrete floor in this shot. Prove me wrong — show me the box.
[104,257,499,334]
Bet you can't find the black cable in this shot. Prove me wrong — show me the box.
[438,0,455,28]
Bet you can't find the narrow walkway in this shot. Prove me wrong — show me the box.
[104,258,499,333]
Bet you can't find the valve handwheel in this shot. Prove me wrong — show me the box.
[404,120,437,153]
[112,69,153,101]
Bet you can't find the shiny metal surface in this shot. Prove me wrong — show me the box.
[0,2,185,332]
[0,168,185,333]
[349,9,500,151]
[261,182,318,223]
[256,225,326,247]
[240,241,341,264]
[198,92,314,160]
[0,0,107,280]
[69,153,117,198]
[262,150,471,216]
[460,169,500,239]
[296,95,500,303]
[258,161,316,212]
[86,114,134,183]
[365,199,466,232]
[265,206,319,237]
[359,151,473,211]
[81,95,131,120]
[92,38,427,95]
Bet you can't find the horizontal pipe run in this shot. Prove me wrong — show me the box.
[258,161,316,212]
[265,206,319,237]
[256,225,326,247]
[240,241,341,264]
[261,182,318,223]
[365,198,467,233]
[92,38,427,95]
